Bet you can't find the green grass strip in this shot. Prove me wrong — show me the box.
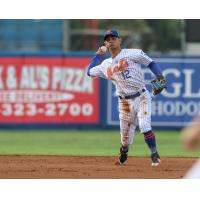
[0,130,199,157]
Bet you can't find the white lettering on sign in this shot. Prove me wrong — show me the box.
[6,65,17,89]
[20,66,49,89]
[0,66,4,89]
[0,102,94,117]
[183,69,200,98]
[82,103,93,116]
[1,65,94,94]
[152,100,200,116]
[52,67,93,93]
[162,68,182,98]
[0,90,74,103]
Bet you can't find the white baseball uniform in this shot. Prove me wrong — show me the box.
[88,49,153,147]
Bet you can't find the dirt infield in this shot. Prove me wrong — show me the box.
[0,155,197,179]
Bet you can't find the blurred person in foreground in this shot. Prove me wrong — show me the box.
[182,116,200,178]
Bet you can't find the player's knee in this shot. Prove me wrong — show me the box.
[140,126,152,133]
[139,122,151,133]
[138,118,151,133]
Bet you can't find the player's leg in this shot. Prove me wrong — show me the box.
[116,119,137,165]
[116,99,137,165]
[137,91,161,166]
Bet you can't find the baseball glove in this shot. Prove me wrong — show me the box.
[150,75,167,96]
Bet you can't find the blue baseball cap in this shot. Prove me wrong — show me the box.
[104,29,120,40]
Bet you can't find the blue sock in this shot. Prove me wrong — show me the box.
[143,130,157,154]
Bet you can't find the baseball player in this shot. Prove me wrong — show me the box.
[87,29,166,166]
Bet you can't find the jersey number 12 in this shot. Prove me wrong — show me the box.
[122,69,131,79]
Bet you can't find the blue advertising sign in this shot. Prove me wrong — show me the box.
[107,57,200,127]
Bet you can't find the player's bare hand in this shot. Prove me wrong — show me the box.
[96,46,107,55]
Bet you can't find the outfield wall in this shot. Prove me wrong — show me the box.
[0,53,199,129]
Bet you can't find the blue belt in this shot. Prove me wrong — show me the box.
[119,89,145,100]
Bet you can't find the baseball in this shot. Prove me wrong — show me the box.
[100,46,107,53]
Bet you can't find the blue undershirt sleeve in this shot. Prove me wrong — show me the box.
[147,61,163,77]
[87,54,104,76]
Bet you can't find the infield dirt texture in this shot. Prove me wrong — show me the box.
[0,155,196,178]
[0,130,199,178]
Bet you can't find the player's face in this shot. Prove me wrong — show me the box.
[104,36,121,50]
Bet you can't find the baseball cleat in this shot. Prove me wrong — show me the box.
[115,146,128,165]
[151,152,161,167]
[115,156,128,165]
